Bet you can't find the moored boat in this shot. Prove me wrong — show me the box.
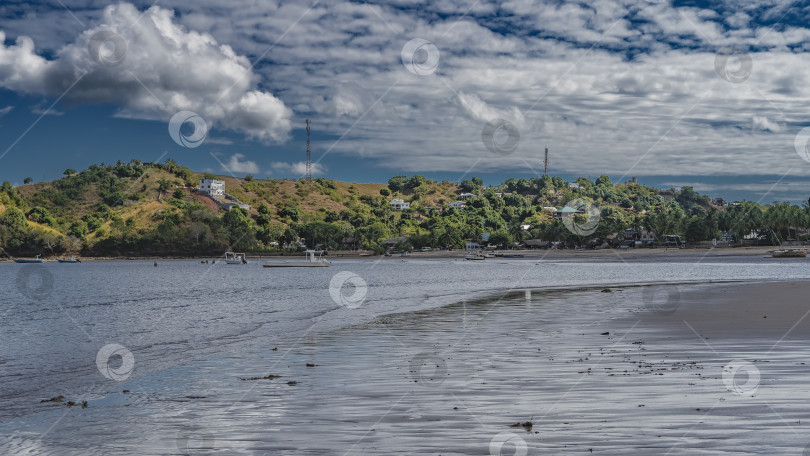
[14,255,44,263]
[464,253,486,261]
[262,250,330,268]
[224,252,248,264]
[57,256,81,263]
[770,249,807,258]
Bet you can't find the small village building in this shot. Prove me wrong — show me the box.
[555,206,581,218]
[458,192,477,199]
[465,241,481,251]
[523,239,549,249]
[448,201,466,209]
[199,178,225,196]
[382,236,408,249]
[389,198,410,210]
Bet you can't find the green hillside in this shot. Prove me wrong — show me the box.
[0,159,807,257]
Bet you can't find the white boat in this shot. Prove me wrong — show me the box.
[464,253,486,261]
[224,252,248,264]
[263,250,330,268]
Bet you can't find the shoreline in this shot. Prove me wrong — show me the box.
[0,245,799,262]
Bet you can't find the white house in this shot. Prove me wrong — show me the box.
[199,178,225,196]
[458,192,477,199]
[389,198,410,210]
[465,241,481,251]
[449,201,465,209]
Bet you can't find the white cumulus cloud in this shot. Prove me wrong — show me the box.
[270,161,327,177]
[0,3,293,143]
[222,153,259,174]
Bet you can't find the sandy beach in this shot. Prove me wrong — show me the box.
[4,258,810,455]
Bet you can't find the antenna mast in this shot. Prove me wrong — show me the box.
[543,146,549,176]
[305,119,312,183]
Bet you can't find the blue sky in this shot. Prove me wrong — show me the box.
[1,0,810,203]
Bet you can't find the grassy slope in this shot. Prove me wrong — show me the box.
[10,169,460,246]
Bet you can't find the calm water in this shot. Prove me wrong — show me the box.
[1,254,808,454]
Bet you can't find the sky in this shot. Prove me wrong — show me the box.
[1,0,810,203]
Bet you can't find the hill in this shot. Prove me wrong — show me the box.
[0,159,806,257]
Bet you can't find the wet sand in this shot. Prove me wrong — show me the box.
[6,280,810,455]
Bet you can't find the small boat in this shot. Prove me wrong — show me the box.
[400,252,410,257]
[384,252,392,257]
[359,251,373,257]
[770,249,807,258]
[57,256,81,263]
[14,255,44,264]
[263,250,330,268]
[484,253,496,258]
[224,252,248,264]
[464,253,486,261]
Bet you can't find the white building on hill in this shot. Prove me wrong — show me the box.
[389,198,410,210]
[199,178,225,196]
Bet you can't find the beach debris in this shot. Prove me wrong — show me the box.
[122,390,130,394]
[600,331,610,336]
[240,374,282,381]
[41,395,64,403]
[601,288,612,293]
[509,420,533,432]
[65,400,88,408]
[271,347,278,351]
[287,381,298,386]
[305,363,317,367]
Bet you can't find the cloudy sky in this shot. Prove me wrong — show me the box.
[1,0,810,202]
